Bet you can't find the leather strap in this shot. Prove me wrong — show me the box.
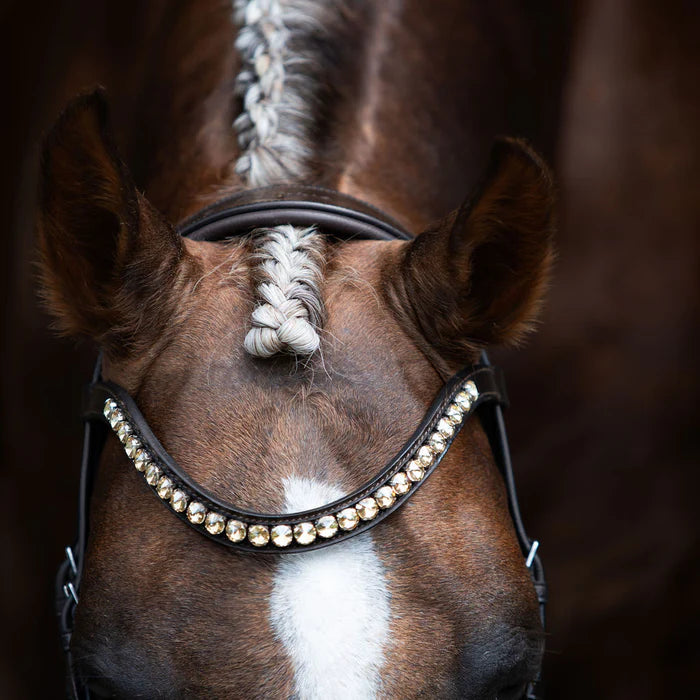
[56,356,105,700]
[177,185,413,242]
[82,365,506,553]
[478,351,547,700]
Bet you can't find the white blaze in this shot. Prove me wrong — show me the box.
[269,477,391,699]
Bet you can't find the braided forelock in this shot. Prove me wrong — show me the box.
[244,225,326,358]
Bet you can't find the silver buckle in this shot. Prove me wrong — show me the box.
[62,546,79,604]
[63,581,79,605]
[525,540,539,569]
[65,546,78,577]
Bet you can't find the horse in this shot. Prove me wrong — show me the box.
[33,1,566,697]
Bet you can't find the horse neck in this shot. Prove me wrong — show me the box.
[123,0,567,230]
[316,0,569,232]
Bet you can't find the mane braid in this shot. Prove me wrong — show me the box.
[233,0,335,185]
[233,0,340,358]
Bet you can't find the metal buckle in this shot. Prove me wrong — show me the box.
[65,546,78,577]
[525,540,539,569]
[63,581,79,605]
[525,678,544,699]
[61,546,79,605]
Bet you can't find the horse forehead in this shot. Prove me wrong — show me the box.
[213,386,393,476]
[245,391,360,455]
[184,236,405,343]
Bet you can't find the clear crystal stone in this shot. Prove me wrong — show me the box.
[417,445,435,467]
[406,460,425,482]
[124,435,141,459]
[248,524,270,547]
[145,464,161,486]
[109,410,125,429]
[375,485,396,509]
[205,512,225,535]
[226,519,247,542]
[463,380,479,401]
[133,449,151,472]
[103,399,117,420]
[390,471,411,495]
[444,403,464,425]
[170,489,188,512]
[315,515,339,539]
[270,524,293,547]
[356,497,379,521]
[437,418,455,438]
[428,431,446,454]
[116,421,132,443]
[337,507,360,531]
[156,476,173,500]
[187,501,206,524]
[454,391,472,412]
[293,522,317,545]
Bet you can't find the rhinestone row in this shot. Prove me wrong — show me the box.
[102,380,478,548]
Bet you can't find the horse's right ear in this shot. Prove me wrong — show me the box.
[37,90,189,356]
[391,138,555,371]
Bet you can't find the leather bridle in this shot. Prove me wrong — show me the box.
[55,186,547,699]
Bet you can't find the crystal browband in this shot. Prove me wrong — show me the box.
[85,366,507,553]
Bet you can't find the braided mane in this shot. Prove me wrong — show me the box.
[233,0,337,358]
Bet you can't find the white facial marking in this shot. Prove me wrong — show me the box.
[269,477,391,699]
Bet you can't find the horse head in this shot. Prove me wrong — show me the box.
[39,62,554,700]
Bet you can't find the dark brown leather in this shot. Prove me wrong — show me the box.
[84,365,505,553]
[177,185,413,242]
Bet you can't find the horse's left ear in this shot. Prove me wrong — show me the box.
[37,89,191,357]
[394,137,556,366]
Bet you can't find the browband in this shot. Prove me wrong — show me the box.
[85,364,507,553]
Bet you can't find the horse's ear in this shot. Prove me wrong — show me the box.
[37,89,188,356]
[396,138,555,366]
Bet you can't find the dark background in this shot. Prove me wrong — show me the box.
[1,0,698,698]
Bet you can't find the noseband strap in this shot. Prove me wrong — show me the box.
[55,187,547,699]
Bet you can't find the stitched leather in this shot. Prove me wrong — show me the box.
[83,365,504,553]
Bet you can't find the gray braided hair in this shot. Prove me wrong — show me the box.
[233,0,336,358]
[244,225,326,358]
[233,0,324,185]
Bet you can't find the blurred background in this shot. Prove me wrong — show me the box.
[1,0,698,698]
